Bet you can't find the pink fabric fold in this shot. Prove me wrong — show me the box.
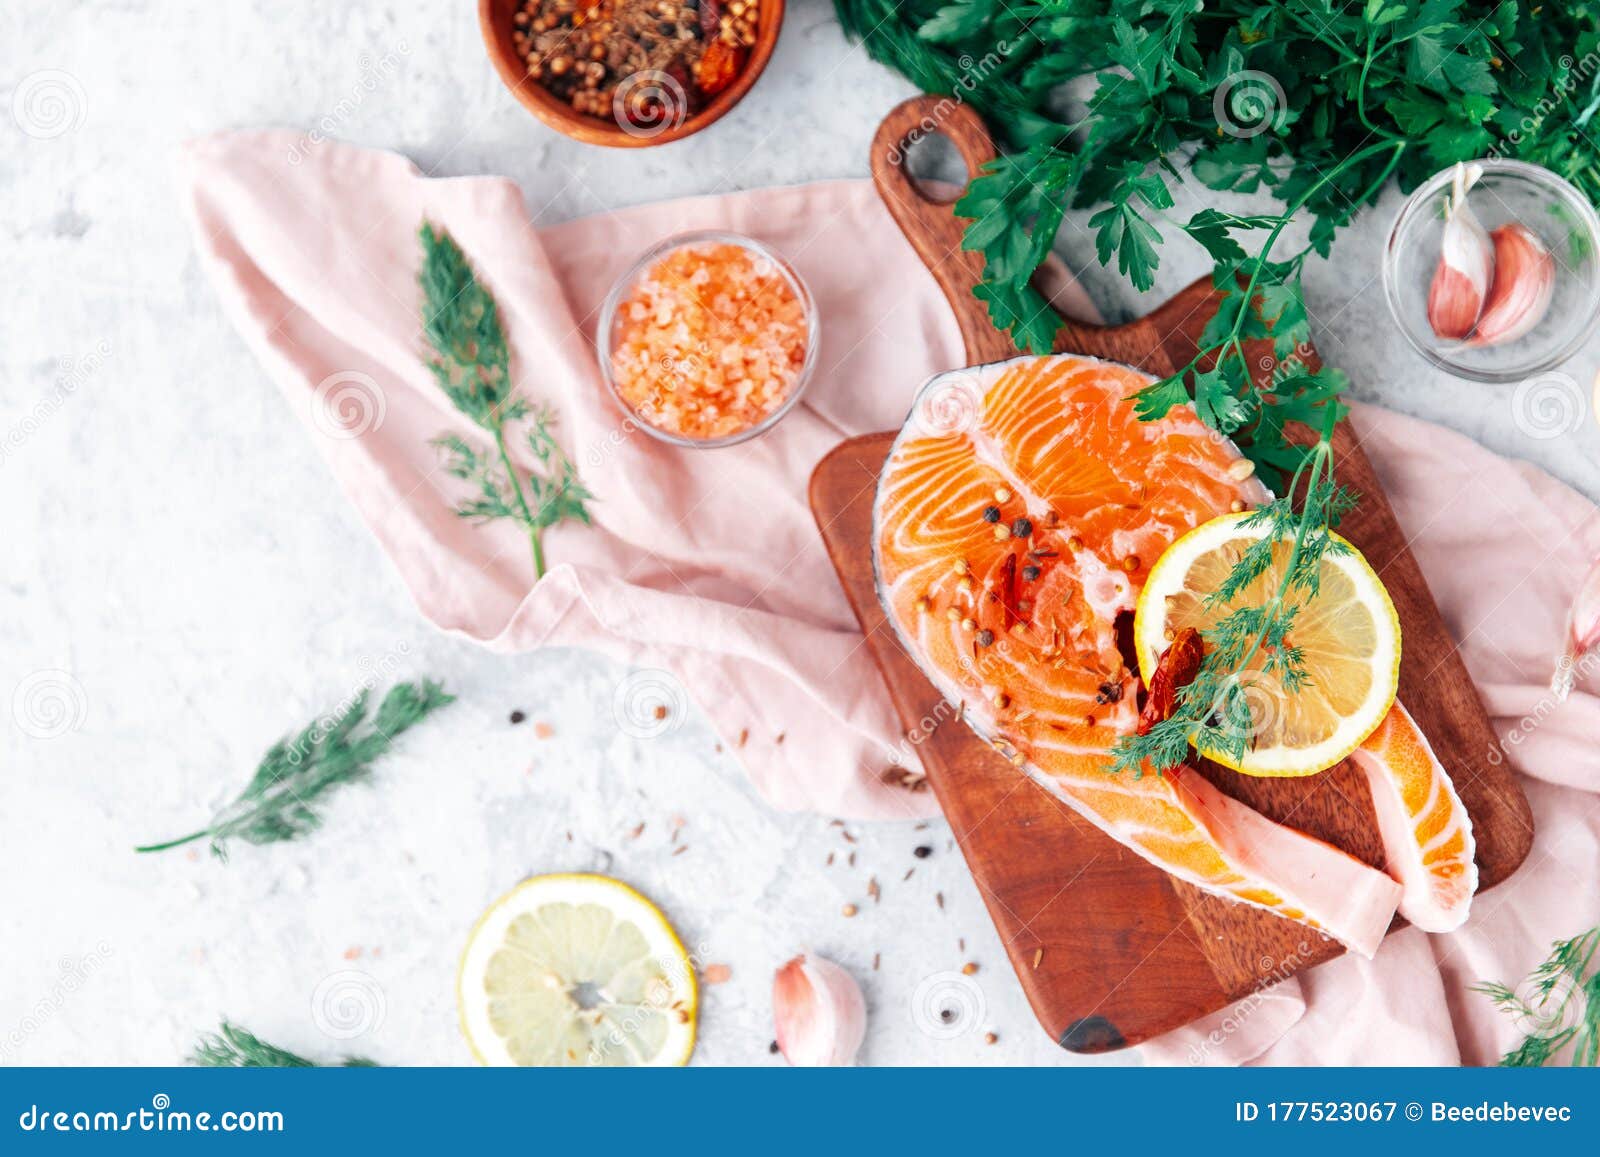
[181,134,1600,1066]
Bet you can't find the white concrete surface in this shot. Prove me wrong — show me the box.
[4,0,1598,1067]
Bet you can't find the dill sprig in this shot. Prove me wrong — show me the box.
[189,1021,376,1068]
[1474,927,1600,1067]
[1110,407,1357,776]
[135,680,454,859]
[420,223,592,580]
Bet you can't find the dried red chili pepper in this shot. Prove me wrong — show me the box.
[1137,627,1204,736]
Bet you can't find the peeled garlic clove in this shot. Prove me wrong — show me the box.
[1470,224,1555,347]
[1552,555,1600,700]
[1428,163,1493,341]
[772,953,866,1066]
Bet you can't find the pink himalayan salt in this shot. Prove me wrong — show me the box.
[610,243,808,441]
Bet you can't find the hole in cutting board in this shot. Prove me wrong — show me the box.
[901,129,970,204]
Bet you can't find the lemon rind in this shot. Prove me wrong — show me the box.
[456,872,698,1067]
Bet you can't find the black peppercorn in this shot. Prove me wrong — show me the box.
[977,629,995,646]
[982,505,1001,523]
[1022,565,1040,581]
[914,844,932,859]
[1011,517,1032,538]
[509,710,526,724]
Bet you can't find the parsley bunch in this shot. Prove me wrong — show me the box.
[837,0,1600,481]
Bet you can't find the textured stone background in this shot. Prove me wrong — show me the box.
[4,0,1598,1067]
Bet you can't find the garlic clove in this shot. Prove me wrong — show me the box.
[1552,554,1600,700]
[1428,163,1493,342]
[772,952,866,1066]
[1469,224,1555,347]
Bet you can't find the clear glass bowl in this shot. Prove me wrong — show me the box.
[595,230,820,449]
[1383,159,1600,383]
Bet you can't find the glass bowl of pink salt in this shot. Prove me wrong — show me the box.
[598,231,818,448]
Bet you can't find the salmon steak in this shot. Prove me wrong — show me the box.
[874,354,1424,957]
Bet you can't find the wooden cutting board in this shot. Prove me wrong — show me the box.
[809,97,1536,1053]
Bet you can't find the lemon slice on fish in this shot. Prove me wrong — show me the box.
[457,873,697,1066]
[1134,512,1400,777]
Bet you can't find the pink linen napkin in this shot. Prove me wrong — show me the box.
[181,135,1600,1066]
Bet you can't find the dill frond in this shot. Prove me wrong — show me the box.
[189,1021,376,1068]
[135,679,453,859]
[419,223,592,579]
[1474,926,1600,1067]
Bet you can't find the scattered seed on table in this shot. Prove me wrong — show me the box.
[958,937,965,952]
[868,876,880,903]
[914,821,930,831]
[914,845,932,859]
[672,845,688,856]
[842,903,858,917]
[936,892,945,911]
[703,963,732,985]
[902,867,915,881]
[962,962,979,976]
[738,728,749,748]
[841,830,857,844]
[653,704,669,721]
[769,1040,780,1055]
[848,851,856,867]
[629,822,646,840]
[984,1032,998,1045]
[565,830,573,842]
[535,721,555,739]
[873,952,881,971]
[509,710,526,724]
[1032,948,1044,970]
[826,851,835,866]
[776,732,786,745]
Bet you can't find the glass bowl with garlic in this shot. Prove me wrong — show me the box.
[1383,159,1600,383]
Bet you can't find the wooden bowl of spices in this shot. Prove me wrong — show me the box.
[480,0,783,147]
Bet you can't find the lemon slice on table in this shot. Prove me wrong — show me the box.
[1133,512,1401,778]
[457,873,697,1066]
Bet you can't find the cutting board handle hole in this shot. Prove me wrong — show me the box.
[893,128,971,205]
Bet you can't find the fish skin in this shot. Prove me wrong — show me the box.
[874,354,1405,956]
[1350,702,1478,933]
